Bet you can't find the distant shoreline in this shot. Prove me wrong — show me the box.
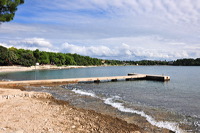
[0,65,95,73]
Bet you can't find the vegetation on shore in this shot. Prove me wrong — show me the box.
[0,45,200,66]
[0,45,102,66]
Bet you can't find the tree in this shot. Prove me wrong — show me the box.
[8,47,18,65]
[18,53,36,67]
[33,49,40,62]
[0,45,8,65]
[0,0,24,22]
[7,50,18,65]
[65,54,76,65]
[38,52,50,64]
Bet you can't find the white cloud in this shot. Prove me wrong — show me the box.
[17,38,53,47]
[61,42,196,60]
[0,38,56,52]
[62,42,117,57]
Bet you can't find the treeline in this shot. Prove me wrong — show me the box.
[124,60,169,65]
[173,58,200,66]
[0,45,102,66]
[1,45,200,66]
[103,58,200,66]
[103,60,169,65]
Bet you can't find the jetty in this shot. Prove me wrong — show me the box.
[0,74,170,88]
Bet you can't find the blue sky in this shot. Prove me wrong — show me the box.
[0,0,200,60]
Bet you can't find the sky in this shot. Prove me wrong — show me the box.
[0,0,200,61]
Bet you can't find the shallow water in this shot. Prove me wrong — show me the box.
[1,66,200,132]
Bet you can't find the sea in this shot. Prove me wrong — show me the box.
[0,66,200,133]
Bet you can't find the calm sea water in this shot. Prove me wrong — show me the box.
[1,66,200,132]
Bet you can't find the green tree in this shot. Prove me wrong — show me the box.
[0,0,24,22]
[0,45,8,65]
[195,58,200,65]
[7,50,18,65]
[38,51,50,64]
[48,52,56,65]
[33,49,40,62]
[65,54,76,65]
[56,53,66,66]
[8,47,18,65]
[18,53,36,67]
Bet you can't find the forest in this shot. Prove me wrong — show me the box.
[0,45,102,66]
[0,45,200,66]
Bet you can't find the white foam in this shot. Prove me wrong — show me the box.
[41,86,52,89]
[72,88,96,97]
[104,97,184,133]
[70,88,184,133]
[2,79,13,81]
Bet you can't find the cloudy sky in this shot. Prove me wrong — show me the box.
[0,0,200,60]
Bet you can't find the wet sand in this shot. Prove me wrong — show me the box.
[0,88,141,133]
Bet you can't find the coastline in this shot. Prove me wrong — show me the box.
[0,88,141,133]
[0,65,94,73]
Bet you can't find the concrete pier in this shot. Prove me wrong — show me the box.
[0,74,170,88]
[128,73,170,81]
[146,75,170,81]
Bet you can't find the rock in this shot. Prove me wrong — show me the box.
[48,128,54,132]
[16,130,24,133]
[131,131,141,133]
[71,125,76,129]
[74,117,80,121]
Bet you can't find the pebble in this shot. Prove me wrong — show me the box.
[47,128,54,132]
[0,128,7,131]
[16,130,24,133]
[71,125,76,129]
[74,117,80,121]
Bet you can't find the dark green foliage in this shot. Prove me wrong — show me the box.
[105,60,169,66]
[18,53,36,67]
[0,46,36,66]
[7,50,18,65]
[65,54,76,65]
[38,52,50,64]
[48,52,57,65]
[56,53,65,66]
[33,49,40,62]
[0,45,8,65]
[173,58,200,66]
[0,0,24,22]
[70,54,101,66]
[135,60,168,65]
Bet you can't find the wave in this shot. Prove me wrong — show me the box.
[72,88,97,98]
[71,88,184,133]
[1,79,13,81]
[104,96,184,133]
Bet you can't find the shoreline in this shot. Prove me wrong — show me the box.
[0,65,178,73]
[0,65,95,73]
[0,88,142,133]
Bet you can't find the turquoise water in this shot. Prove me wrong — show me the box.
[1,66,200,132]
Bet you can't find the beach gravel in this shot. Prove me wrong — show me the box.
[0,88,141,133]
